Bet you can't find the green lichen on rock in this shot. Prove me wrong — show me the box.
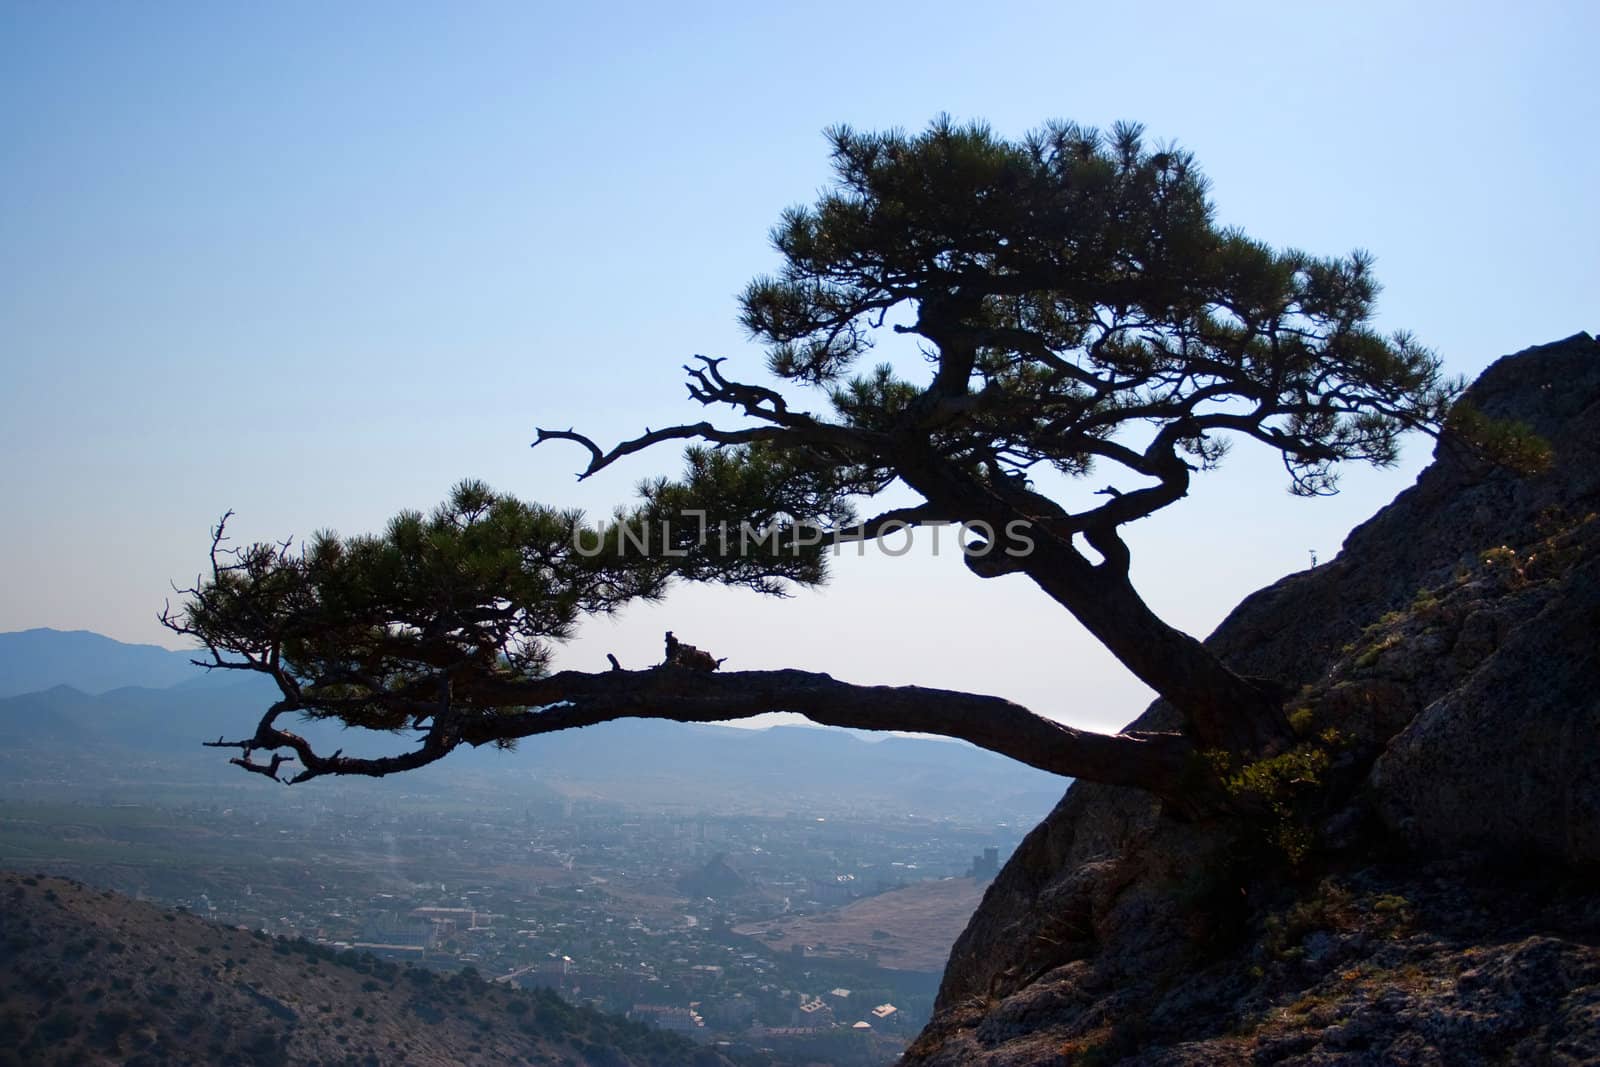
[1204,728,1346,865]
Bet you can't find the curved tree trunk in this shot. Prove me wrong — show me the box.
[1024,540,1291,754]
[899,446,1292,757]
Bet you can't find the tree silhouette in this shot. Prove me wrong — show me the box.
[165,118,1469,807]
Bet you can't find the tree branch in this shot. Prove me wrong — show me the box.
[826,504,953,546]
[205,666,1195,797]
[532,423,792,480]
[534,358,886,480]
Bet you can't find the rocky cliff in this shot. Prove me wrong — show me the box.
[908,333,1600,1065]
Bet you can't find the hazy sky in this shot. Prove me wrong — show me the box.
[2,1,1594,732]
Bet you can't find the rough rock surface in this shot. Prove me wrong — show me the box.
[909,333,1600,1065]
[1367,518,1600,865]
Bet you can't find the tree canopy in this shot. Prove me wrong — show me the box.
[166,117,1473,806]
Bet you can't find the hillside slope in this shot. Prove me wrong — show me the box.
[0,873,729,1067]
[907,333,1600,1064]
[0,629,201,697]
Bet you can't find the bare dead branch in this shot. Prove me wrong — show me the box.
[683,355,792,419]
[532,423,791,480]
[201,696,460,786]
[534,358,885,480]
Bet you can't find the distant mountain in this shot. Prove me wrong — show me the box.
[0,681,1066,819]
[0,873,729,1066]
[0,677,279,754]
[0,629,1069,819]
[0,628,203,697]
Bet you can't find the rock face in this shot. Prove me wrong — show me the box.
[1365,514,1600,865]
[909,333,1600,1065]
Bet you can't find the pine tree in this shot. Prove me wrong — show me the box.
[166,117,1485,806]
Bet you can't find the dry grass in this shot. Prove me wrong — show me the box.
[733,877,986,972]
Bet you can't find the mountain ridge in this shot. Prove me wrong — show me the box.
[0,637,1065,820]
[0,627,202,698]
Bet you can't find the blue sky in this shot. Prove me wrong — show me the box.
[2,1,1594,731]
